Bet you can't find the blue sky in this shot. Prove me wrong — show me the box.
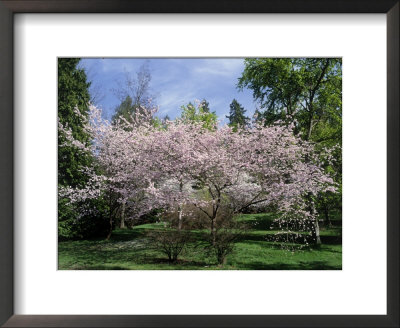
[80,58,257,124]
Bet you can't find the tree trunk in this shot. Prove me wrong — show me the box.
[286,223,289,243]
[206,187,221,246]
[211,194,221,246]
[106,190,113,240]
[313,218,321,245]
[177,181,183,230]
[307,195,321,245]
[178,206,183,230]
[323,203,332,228]
[106,215,113,240]
[120,201,126,229]
[211,216,216,246]
[307,119,313,141]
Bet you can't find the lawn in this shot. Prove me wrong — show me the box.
[58,213,342,270]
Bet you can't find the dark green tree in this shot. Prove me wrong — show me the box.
[111,95,135,123]
[226,99,249,131]
[238,58,342,142]
[58,59,109,240]
[58,58,92,188]
[199,99,210,113]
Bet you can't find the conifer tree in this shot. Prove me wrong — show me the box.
[226,99,249,131]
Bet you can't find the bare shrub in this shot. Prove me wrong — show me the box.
[204,206,247,266]
[210,228,237,266]
[147,229,191,263]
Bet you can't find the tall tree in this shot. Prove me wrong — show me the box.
[238,58,342,142]
[199,99,210,113]
[226,99,249,131]
[112,95,135,123]
[180,101,218,131]
[57,58,111,240]
[58,58,92,188]
[238,58,342,242]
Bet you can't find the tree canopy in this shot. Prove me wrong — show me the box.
[60,104,336,244]
[226,99,249,131]
[238,58,342,142]
[180,101,218,130]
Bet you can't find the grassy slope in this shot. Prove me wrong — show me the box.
[58,213,342,270]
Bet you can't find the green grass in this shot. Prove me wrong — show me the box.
[58,213,342,270]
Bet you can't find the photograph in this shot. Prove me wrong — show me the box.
[58,57,342,270]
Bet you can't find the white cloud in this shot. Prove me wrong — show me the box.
[193,59,244,77]
[81,58,255,122]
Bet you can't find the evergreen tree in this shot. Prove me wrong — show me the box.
[112,95,135,122]
[199,99,210,113]
[58,58,92,188]
[58,59,110,240]
[226,99,249,131]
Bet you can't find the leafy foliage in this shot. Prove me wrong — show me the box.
[226,98,249,131]
[238,58,342,142]
[180,100,218,130]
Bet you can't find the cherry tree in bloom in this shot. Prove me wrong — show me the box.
[59,104,336,244]
[59,104,159,238]
[141,119,335,244]
[228,122,336,244]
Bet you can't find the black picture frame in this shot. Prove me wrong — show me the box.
[0,1,398,327]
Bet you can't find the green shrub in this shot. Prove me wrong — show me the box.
[58,198,110,240]
[58,215,109,241]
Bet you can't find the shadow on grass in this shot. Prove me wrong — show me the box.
[144,257,208,267]
[237,213,276,231]
[80,265,129,270]
[238,233,271,242]
[109,229,144,241]
[321,235,342,245]
[59,219,342,270]
[260,232,342,245]
[239,261,341,270]
[240,232,314,246]
[69,256,210,270]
